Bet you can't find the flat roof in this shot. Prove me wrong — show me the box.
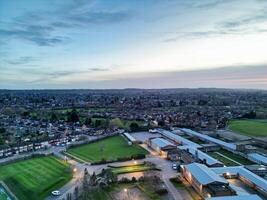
[211,166,267,193]
[248,153,267,165]
[156,129,201,148]
[150,137,174,148]
[123,132,136,142]
[184,163,228,185]
[180,128,237,150]
[185,147,223,166]
[206,194,263,200]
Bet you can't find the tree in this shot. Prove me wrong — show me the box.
[67,109,79,123]
[50,112,58,122]
[94,119,102,127]
[90,172,97,186]
[158,120,165,127]
[82,169,89,189]
[129,122,139,132]
[0,127,5,134]
[84,118,92,125]
[66,193,72,200]
[74,186,79,199]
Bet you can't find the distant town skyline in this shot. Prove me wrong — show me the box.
[1,0,267,89]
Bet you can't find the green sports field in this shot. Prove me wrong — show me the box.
[0,156,72,200]
[67,136,148,163]
[110,163,155,174]
[228,119,267,137]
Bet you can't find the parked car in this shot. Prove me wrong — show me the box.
[172,163,178,170]
[52,190,61,196]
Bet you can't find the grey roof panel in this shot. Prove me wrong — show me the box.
[212,166,267,193]
[180,128,236,150]
[248,153,267,165]
[185,163,228,185]
[151,137,174,148]
[156,129,202,148]
[206,194,263,200]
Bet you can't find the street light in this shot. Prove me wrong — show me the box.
[73,168,77,173]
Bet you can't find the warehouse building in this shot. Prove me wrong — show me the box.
[122,132,139,144]
[178,146,224,167]
[206,194,263,200]
[148,137,176,157]
[181,163,236,198]
[156,129,202,148]
[247,153,267,166]
[212,166,267,198]
[180,128,237,151]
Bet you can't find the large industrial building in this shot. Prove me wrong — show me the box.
[148,137,175,157]
[206,194,263,200]
[181,163,236,198]
[212,166,267,198]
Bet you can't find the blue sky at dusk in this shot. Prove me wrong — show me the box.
[1,0,267,89]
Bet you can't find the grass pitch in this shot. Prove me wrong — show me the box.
[67,136,148,163]
[228,119,267,137]
[110,163,155,174]
[0,156,72,200]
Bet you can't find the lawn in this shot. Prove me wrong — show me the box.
[228,119,267,137]
[66,136,148,163]
[0,156,72,200]
[110,163,156,174]
[208,149,254,166]
[208,152,239,166]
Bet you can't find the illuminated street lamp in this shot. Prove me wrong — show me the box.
[73,168,77,173]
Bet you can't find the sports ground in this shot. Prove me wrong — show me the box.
[66,135,148,163]
[228,119,267,137]
[0,156,72,200]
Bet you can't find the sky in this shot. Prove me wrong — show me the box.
[1,0,267,89]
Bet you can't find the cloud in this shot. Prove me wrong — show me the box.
[0,24,69,46]
[0,0,133,47]
[89,67,109,72]
[68,11,132,25]
[190,0,233,9]
[221,8,267,28]
[83,64,267,89]
[4,56,37,65]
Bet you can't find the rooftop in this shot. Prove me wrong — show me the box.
[150,137,174,148]
[184,163,228,185]
[212,166,267,193]
[180,128,237,150]
[206,194,263,200]
[248,153,267,165]
[156,129,202,148]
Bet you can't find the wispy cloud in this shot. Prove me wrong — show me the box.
[0,0,133,47]
[0,24,69,46]
[89,67,110,72]
[4,56,38,65]
[189,0,234,9]
[221,7,267,28]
